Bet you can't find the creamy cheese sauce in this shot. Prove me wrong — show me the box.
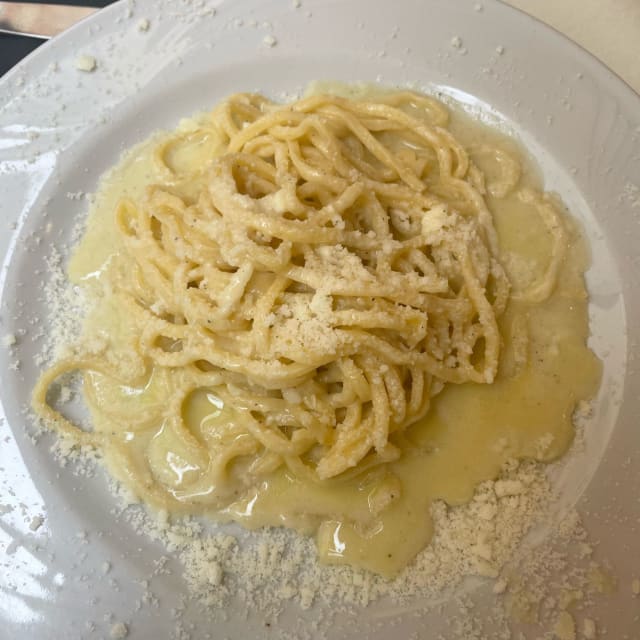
[68,91,600,578]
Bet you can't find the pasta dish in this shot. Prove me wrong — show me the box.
[32,86,600,577]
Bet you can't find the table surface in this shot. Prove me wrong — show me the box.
[2,0,640,94]
[1,0,108,76]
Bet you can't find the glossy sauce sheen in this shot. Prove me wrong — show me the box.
[69,95,601,577]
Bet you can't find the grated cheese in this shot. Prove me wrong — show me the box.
[75,55,97,72]
[2,333,16,347]
[554,610,576,640]
[109,622,129,638]
[583,618,597,639]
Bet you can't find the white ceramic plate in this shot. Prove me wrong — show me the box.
[1,1,639,638]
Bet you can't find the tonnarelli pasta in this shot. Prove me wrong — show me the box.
[33,91,566,513]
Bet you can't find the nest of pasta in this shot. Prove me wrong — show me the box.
[110,92,510,481]
[33,90,533,511]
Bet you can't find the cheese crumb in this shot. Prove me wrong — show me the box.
[496,45,505,55]
[554,611,576,640]
[137,18,150,31]
[29,515,44,531]
[450,36,462,49]
[632,577,640,595]
[575,399,592,418]
[494,479,524,497]
[263,34,277,47]
[478,503,497,520]
[493,578,507,594]
[583,618,597,639]
[109,622,128,639]
[75,55,97,72]
[2,334,16,347]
